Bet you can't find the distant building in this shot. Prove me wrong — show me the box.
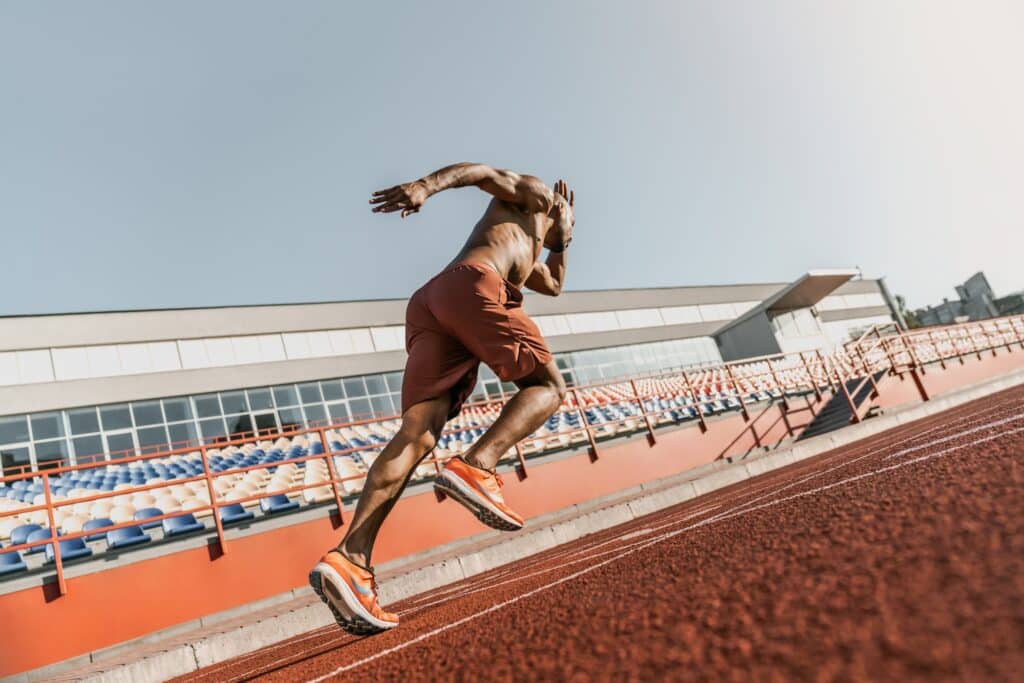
[915,271,1020,326]
[995,292,1024,316]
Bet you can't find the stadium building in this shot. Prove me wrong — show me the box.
[0,272,896,476]
[13,268,1024,680]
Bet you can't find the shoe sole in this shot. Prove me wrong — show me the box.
[308,563,397,636]
[434,472,523,532]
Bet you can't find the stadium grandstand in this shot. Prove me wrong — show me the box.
[4,269,1024,680]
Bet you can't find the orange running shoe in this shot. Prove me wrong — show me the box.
[309,550,398,635]
[434,457,525,531]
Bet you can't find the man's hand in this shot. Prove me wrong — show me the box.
[551,179,575,249]
[369,180,430,218]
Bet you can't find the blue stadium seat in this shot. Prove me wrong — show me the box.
[259,494,299,515]
[83,518,114,542]
[106,526,151,550]
[25,527,55,554]
[44,537,93,564]
[0,549,28,575]
[133,507,164,529]
[162,513,205,537]
[219,503,255,525]
[10,523,43,548]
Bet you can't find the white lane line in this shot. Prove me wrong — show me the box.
[728,409,1023,518]
[401,532,663,616]
[619,527,655,541]
[305,413,1024,682]
[882,412,1024,460]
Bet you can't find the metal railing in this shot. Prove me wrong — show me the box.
[2,312,1022,597]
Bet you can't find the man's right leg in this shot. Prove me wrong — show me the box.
[434,360,566,531]
[462,360,566,472]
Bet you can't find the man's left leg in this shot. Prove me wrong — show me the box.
[310,394,451,634]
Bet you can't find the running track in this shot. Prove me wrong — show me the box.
[180,385,1024,681]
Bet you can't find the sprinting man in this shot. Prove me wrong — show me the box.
[309,163,575,634]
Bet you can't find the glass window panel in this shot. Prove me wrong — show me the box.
[348,397,372,420]
[385,372,403,393]
[35,439,69,466]
[277,407,304,430]
[168,422,198,448]
[299,382,323,404]
[304,404,327,424]
[343,378,366,397]
[72,435,104,462]
[30,412,64,440]
[137,426,169,452]
[483,380,501,397]
[500,381,516,394]
[365,375,387,396]
[194,394,222,418]
[199,418,227,438]
[253,413,278,435]
[247,388,274,411]
[0,415,30,445]
[318,380,341,402]
[327,401,350,422]
[226,414,253,437]
[220,391,247,415]
[0,445,31,474]
[273,385,299,407]
[162,398,193,422]
[68,408,100,435]
[370,394,394,416]
[131,401,163,427]
[106,432,136,457]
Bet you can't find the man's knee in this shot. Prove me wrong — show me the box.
[517,360,567,406]
[397,423,437,456]
[549,373,567,404]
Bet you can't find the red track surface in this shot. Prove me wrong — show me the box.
[180,386,1024,681]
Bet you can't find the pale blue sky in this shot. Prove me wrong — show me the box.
[2,1,1021,316]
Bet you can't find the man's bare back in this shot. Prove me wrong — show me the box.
[369,163,575,292]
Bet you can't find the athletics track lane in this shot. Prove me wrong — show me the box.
[181,384,1024,682]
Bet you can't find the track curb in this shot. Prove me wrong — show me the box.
[26,368,1024,683]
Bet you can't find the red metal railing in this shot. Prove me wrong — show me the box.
[2,313,1022,596]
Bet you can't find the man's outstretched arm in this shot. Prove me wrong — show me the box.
[370,163,554,218]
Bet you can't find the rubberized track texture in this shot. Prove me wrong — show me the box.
[179,384,1024,682]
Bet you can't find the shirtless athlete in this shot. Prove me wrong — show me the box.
[309,163,575,634]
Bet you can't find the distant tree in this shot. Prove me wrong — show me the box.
[895,295,921,328]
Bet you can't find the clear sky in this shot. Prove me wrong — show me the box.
[2,1,1021,316]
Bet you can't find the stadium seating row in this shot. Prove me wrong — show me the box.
[0,375,794,573]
